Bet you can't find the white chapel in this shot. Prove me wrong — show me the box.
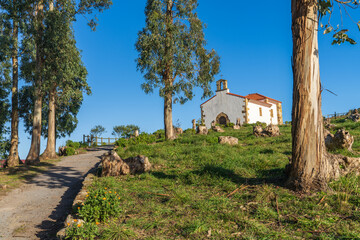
[200,79,283,128]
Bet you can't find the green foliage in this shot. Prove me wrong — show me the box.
[65,147,76,156]
[255,121,267,128]
[90,125,106,137]
[183,128,196,135]
[114,138,128,148]
[0,136,10,159]
[112,125,140,138]
[226,122,235,128]
[153,129,165,140]
[78,188,122,222]
[66,140,81,149]
[115,132,157,150]
[135,0,220,104]
[128,132,156,146]
[318,0,360,45]
[65,222,99,240]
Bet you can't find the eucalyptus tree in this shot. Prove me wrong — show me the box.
[0,62,10,159]
[23,0,111,164]
[112,125,140,138]
[0,0,32,166]
[286,0,360,191]
[136,0,220,140]
[90,125,106,137]
[40,1,89,160]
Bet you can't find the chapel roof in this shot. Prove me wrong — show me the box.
[245,93,282,103]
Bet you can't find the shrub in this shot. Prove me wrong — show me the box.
[66,147,76,156]
[255,121,267,128]
[78,188,122,222]
[128,132,156,145]
[226,122,235,128]
[65,222,99,240]
[115,138,129,148]
[66,140,81,149]
[153,129,165,139]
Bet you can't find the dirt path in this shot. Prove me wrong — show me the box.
[0,146,111,240]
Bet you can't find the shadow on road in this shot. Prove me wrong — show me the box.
[35,163,100,239]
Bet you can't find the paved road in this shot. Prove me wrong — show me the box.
[0,146,110,240]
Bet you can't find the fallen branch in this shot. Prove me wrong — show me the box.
[318,195,326,205]
[227,185,248,198]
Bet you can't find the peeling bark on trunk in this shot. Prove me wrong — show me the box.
[26,1,44,165]
[26,94,42,164]
[164,84,173,140]
[286,0,328,191]
[7,20,19,167]
[286,0,360,191]
[41,88,57,160]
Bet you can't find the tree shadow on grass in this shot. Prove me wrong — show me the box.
[151,165,286,187]
[192,165,286,186]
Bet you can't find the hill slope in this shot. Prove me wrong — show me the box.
[68,119,360,239]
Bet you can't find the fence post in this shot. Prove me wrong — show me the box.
[334,112,337,119]
[108,138,110,144]
[83,135,85,144]
[95,136,98,146]
[101,137,103,145]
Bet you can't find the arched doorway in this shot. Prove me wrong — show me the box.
[216,112,230,125]
[219,116,227,125]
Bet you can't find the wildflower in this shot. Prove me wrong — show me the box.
[105,187,107,190]
[74,219,78,222]
[86,195,89,198]
[77,224,81,227]
[115,191,117,194]
[105,192,107,194]
[118,197,120,200]
[96,222,100,225]
[77,207,80,210]
[82,203,84,206]
[103,197,106,200]
[67,223,70,226]
[109,191,112,193]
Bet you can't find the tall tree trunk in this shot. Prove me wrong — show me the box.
[163,0,174,140]
[285,0,360,191]
[7,20,19,167]
[41,88,57,160]
[164,81,173,140]
[26,1,44,165]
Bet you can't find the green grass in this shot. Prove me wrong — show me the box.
[69,119,360,239]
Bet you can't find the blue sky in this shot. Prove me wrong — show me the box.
[16,0,360,158]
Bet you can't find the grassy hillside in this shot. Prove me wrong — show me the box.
[68,119,360,239]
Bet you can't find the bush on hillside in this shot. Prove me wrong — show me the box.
[66,147,76,156]
[115,133,156,148]
[129,133,156,145]
[226,122,235,128]
[153,129,165,139]
[183,128,196,135]
[66,140,81,149]
[115,138,129,148]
